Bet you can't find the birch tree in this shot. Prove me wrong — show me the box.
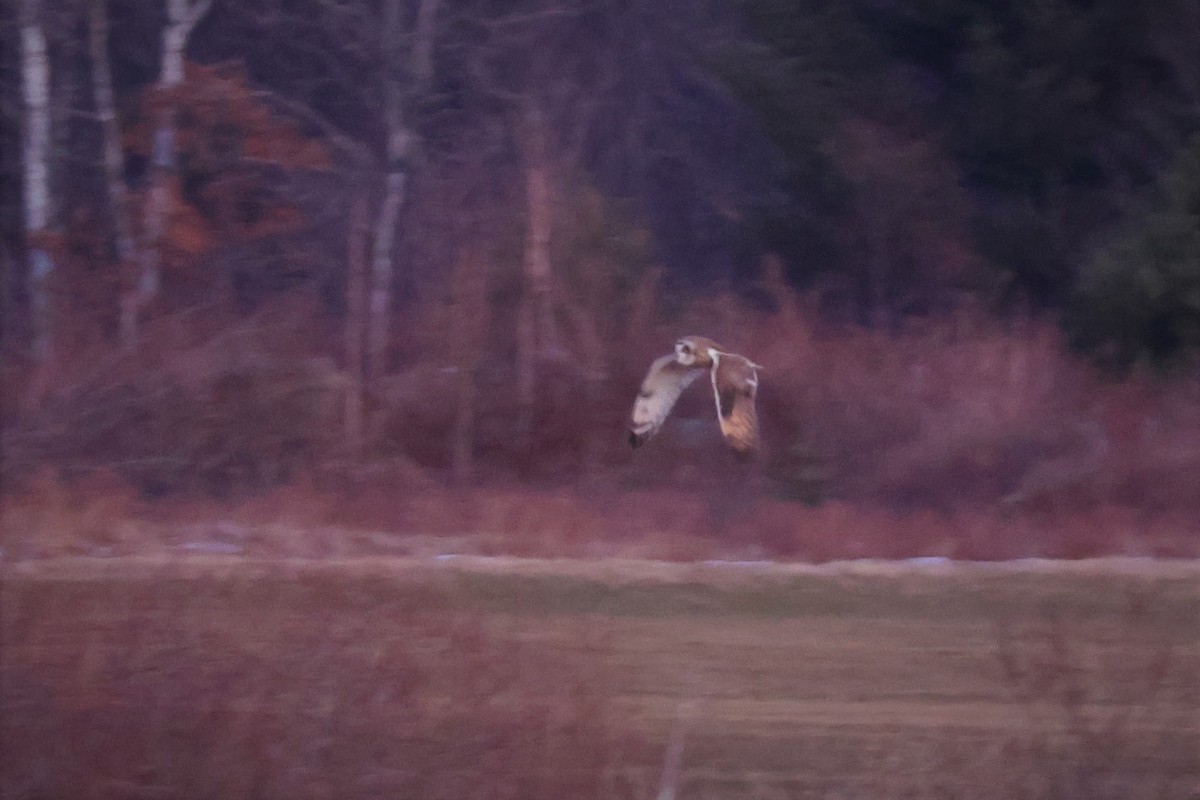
[122,0,212,350]
[19,0,54,361]
[366,0,442,381]
[88,0,136,276]
[344,190,370,459]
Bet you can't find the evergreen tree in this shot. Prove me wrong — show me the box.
[728,0,1196,312]
[1073,134,1200,364]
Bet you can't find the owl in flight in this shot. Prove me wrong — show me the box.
[629,336,762,456]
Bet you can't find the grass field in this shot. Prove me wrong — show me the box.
[3,556,1199,799]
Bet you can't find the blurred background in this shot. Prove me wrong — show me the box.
[3,4,1200,797]
[2,0,1199,560]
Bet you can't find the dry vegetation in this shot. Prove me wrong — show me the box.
[3,559,1198,799]
[2,566,639,799]
[2,282,1198,562]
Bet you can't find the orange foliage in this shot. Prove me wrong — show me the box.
[126,62,332,172]
[118,61,334,293]
[161,176,216,256]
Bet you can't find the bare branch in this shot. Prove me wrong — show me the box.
[411,0,442,93]
[249,88,371,167]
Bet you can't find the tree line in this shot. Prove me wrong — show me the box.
[2,0,1198,378]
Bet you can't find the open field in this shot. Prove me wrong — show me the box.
[3,556,1200,799]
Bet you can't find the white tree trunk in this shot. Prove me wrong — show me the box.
[366,168,406,379]
[89,0,136,267]
[123,0,212,350]
[365,0,441,380]
[344,192,370,460]
[20,0,54,361]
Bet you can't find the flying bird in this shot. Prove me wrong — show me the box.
[629,336,762,456]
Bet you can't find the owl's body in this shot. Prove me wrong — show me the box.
[629,336,762,457]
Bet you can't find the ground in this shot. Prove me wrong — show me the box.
[3,555,1199,798]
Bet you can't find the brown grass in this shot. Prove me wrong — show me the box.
[3,559,1198,799]
[993,586,1200,800]
[2,570,641,799]
[3,475,1196,563]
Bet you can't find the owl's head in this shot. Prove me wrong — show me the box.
[674,336,722,367]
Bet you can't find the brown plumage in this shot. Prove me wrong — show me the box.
[629,336,762,456]
[712,351,760,455]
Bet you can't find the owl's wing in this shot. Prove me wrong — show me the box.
[629,354,704,448]
[712,354,760,456]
